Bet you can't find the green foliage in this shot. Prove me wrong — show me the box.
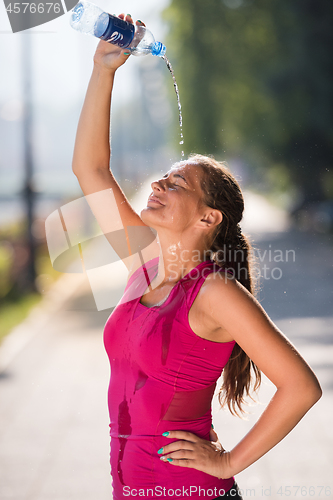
[0,293,41,342]
[163,0,333,203]
[0,221,62,342]
[0,242,14,299]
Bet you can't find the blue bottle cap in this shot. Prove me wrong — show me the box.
[151,41,166,57]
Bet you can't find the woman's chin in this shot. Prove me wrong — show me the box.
[140,207,158,227]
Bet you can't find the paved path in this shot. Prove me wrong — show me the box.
[0,273,113,500]
[0,194,332,499]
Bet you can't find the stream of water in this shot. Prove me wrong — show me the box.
[162,56,184,158]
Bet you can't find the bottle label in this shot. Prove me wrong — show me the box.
[100,15,135,47]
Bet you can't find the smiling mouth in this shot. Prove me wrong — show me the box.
[148,196,164,206]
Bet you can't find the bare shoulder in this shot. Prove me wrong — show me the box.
[195,270,258,315]
[204,269,271,315]
[190,269,275,345]
[204,270,254,296]
[188,271,243,343]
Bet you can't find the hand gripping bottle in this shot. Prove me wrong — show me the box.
[70,1,166,57]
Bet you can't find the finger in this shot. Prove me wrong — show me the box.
[118,13,125,19]
[160,449,195,461]
[162,430,200,442]
[121,49,131,58]
[125,14,134,24]
[163,457,192,468]
[209,428,218,442]
[136,20,146,27]
[159,440,194,456]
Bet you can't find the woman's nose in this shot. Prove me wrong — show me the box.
[151,179,165,191]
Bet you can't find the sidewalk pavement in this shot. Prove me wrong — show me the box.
[0,191,332,500]
[0,272,114,500]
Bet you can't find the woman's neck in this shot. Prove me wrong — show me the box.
[154,232,211,284]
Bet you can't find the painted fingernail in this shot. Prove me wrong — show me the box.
[166,458,173,462]
[162,432,169,437]
[211,424,214,429]
[123,52,131,56]
[137,20,142,24]
[127,13,132,17]
[157,448,163,454]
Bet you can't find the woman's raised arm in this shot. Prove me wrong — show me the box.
[72,16,158,268]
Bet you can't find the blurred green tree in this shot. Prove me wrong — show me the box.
[163,0,333,205]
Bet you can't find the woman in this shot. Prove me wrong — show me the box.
[72,15,322,500]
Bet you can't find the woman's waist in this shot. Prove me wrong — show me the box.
[110,419,234,500]
[109,411,213,440]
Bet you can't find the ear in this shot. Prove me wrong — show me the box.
[199,209,223,229]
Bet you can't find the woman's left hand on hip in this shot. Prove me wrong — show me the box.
[158,430,231,479]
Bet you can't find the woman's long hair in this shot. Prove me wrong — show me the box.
[188,154,261,416]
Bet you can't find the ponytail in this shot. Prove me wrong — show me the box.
[212,219,261,416]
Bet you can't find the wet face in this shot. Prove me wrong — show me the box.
[140,162,209,234]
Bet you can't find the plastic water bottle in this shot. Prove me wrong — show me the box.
[70,1,166,57]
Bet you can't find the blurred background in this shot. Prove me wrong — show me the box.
[1,0,333,336]
[0,0,332,499]
[0,0,173,335]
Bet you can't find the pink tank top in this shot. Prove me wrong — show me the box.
[103,258,236,499]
